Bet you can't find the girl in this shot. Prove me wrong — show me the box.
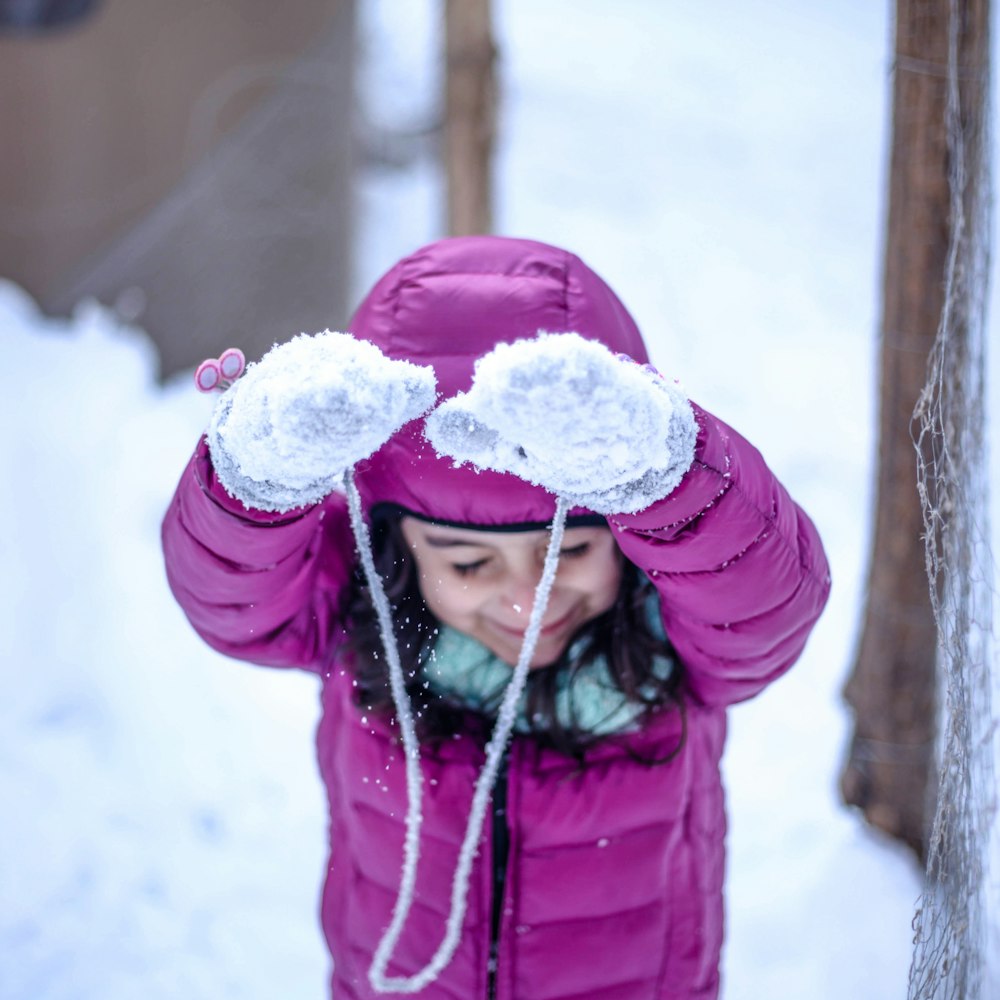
[163,235,830,1000]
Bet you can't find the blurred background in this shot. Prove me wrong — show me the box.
[1,2,996,998]
[0,0,354,376]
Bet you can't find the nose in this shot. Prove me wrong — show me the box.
[501,566,543,618]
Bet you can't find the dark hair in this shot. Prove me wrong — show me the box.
[343,513,685,763]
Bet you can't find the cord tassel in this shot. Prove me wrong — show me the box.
[344,469,569,994]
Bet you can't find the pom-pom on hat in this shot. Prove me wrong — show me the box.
[349,236,652,527]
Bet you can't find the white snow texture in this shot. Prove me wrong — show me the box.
[209,331,437,511]
[425,332,697,514]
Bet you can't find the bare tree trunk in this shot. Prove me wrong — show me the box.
[443,0,496,235]
[841,0,947,863]
[841,0,989,863]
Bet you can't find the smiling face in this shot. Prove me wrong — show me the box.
[398,517,624,669]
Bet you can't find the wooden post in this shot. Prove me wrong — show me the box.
[443,0,496,236]
[840,0,990,862]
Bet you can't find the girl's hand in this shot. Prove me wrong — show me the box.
[425,332,696,514]
[208,331,437,511]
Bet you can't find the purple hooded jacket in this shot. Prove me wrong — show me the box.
[162,237,830,999]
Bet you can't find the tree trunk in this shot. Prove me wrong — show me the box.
[443,0,496,236]
[840,0,988,862]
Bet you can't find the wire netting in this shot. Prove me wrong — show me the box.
[906,2,996,997]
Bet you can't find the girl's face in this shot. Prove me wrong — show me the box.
[399,517,623,668]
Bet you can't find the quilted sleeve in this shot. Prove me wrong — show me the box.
[609,404,831,707]
[161,436,355,671]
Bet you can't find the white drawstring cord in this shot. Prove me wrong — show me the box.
[344,471,569,994]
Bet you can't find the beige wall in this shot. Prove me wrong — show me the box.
[0,0,355,376]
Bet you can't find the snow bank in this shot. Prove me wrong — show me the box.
[0,285,328,999]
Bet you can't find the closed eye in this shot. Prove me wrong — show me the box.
[452,558,490,577]
[559,542,590,559]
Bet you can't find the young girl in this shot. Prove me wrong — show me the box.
[163,235,830,1000]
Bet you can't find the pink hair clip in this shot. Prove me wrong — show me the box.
[195,348,246,392]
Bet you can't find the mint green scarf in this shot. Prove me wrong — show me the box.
[422,596,674,737]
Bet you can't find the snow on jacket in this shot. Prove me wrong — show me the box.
[162,236,831,999]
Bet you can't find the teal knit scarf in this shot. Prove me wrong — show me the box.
[423,596,674,737]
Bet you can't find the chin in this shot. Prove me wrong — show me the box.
[527,640,570,670]
[480,622,573,670]
[487,640,564,671]
[533,647,565,667]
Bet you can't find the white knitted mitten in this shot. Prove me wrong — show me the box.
[425,332,696,514]
[208,331,437,511]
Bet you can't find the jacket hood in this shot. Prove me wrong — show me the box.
[350,235,650,527]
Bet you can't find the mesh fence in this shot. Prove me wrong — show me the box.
[906,1,996,997]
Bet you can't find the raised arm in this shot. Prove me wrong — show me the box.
[162,437,354,670]
[424,332,830,706]
[610,404,830,707]
[162,331,437,670]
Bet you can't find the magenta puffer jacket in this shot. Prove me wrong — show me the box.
[162,237,830,999]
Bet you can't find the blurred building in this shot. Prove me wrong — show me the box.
[0,0,355,377]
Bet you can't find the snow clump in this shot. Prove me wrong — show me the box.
[210,330,437,511]
[425,332,697,514]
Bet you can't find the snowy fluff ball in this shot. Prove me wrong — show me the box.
[210,331,437,509]
[426,332,696,514]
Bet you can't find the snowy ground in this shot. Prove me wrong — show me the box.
[2,2,997,998]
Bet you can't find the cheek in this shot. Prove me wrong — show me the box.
[594,568,623,612]
[575,553,624,612]
[416,571,482,625]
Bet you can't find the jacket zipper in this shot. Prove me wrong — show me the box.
[487,747,511,1000]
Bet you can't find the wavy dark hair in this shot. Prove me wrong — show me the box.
[343,511,685,763]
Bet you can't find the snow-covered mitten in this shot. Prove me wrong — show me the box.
[208,331,437,511]
[425,332,696,514]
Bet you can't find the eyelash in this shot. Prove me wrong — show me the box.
[450,543,590,577]
[452,559,489,577]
